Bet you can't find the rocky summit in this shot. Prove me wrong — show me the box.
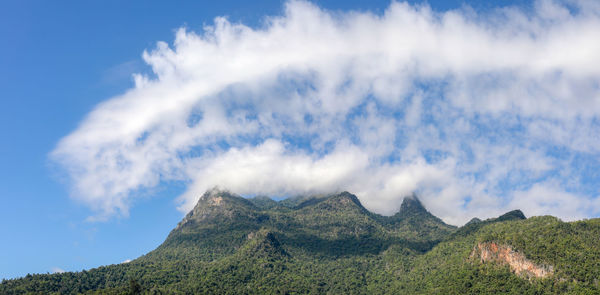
[2,189,600,294]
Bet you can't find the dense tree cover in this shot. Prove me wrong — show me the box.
[2,190,599,294]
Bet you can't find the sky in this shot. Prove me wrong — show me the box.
[1,0,599,280]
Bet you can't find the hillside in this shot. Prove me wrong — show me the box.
[2,189,599,294]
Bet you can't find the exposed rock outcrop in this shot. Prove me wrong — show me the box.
[174,188,259,231]
[471,242,553,278]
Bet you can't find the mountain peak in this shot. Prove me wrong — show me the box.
[311,191,367,213]
[200,187,237,202]
[496,209,526,221]
[195,188,255,207]
[451,210,527,239]
[385,193,456,243]
[465,217,482,226]
[332,191,363,206]
[399,193,426,214]
[174,188,258,230]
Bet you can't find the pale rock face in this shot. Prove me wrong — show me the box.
[471,242,553,278]
[174,189,250,230]
[210,196,223,206]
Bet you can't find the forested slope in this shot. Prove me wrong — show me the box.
[2,189,598,294]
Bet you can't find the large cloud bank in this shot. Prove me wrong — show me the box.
[52,0,600,224]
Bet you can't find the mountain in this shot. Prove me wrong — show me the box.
[2,189,599,294]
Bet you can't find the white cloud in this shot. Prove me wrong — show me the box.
[52,0,600,224]
[51,267,65,274]
[508,181,600,221]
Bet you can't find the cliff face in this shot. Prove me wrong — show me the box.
[472,242,553,278]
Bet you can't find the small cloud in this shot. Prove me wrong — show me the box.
[100,59,144,87]
[51,267,65,274]
[122,259,132,264]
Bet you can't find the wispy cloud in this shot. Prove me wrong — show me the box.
[51,267,65,274]
[51,0,600,224]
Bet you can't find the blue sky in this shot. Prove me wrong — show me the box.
[1,0,599,280]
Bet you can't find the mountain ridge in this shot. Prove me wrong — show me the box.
[2,189,599,294]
